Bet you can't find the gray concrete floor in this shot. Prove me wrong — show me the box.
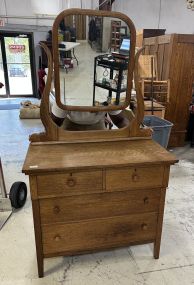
[0,107,194,285]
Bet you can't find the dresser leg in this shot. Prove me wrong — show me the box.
[154,241,160,259]
[154,187,167,260]
[31,198,44,278]
[37,256,44,278]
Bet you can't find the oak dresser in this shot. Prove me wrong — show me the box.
[23,139,177,277]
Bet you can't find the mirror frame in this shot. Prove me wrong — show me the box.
[52,8,136,112]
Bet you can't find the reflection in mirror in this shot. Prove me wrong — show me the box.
[56,15,131,108]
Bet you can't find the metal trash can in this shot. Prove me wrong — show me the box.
[143,115,173,148]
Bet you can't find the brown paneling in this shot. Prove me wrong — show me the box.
[162,44,171,80]
[178,34,194,44]
[75,15,86,40]
[64,15,73,27]
[157,44,165,80]
[63,15,86,40]
[150,45,156,55]
[157,35,171,45]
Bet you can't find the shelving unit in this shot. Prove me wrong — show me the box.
[110,21,128,52]
[93,54,128,106]
[110,20,121,51]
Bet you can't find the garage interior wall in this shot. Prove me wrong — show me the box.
[0,0,193,90]
[0,0,99,76]
[112,0,194,34]
[1,0,194,40]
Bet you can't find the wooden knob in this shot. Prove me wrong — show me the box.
[132,173,139,182]
[53,206,60,214]
[144,197,149,204]
[141,223,148,231]
[54,235,61,242]
[66,178,76,187]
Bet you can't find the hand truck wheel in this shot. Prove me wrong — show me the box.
[9,182,27,209]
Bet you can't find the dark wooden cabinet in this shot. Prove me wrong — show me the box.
[136,29,166,48]
[143,34,194,147]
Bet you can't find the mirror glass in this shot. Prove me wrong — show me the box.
[54,14,133,109]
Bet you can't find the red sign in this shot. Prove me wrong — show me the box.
[9,45,25,53]
[0,19,4,26]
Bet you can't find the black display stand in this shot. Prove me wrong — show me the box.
[93,54,128,106]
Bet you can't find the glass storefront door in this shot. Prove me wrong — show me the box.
[0,32,36,97]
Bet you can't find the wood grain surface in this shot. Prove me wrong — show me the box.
[22,140,177,174]
[42,213,158,255]
[39,189,160,224]
[37,170,103,197]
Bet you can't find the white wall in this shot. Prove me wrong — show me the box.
[160,0,194,34]
[0,0,193,33]
[112,0,194,34]
[0,0,97,26]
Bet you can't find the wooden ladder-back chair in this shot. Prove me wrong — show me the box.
[138,52,170,117]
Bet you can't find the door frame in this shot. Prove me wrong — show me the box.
[0,31,37,98]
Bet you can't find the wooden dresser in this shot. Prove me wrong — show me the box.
[23,140,177,277]
[23,9,178,278]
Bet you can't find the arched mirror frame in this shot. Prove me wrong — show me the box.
[29,9,152,143]
[52,8,136,112]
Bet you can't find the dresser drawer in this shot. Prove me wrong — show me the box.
[37,170,103,197]
[42,212,158,255]
[106,166,164,191]
[40,189,160,224]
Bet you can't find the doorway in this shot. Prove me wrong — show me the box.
[0,32,37,98]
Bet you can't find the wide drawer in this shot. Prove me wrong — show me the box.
[37,170,103,197]
[40,189,161,224]
[42,212,158,255]
[106,166,164,191]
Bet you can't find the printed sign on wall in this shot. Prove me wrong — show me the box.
[9,45,26,53]
[0,19,4,26]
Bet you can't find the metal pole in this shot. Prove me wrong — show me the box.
[151,57,154,115]
[0,15,56,20]
[0,158,7,199]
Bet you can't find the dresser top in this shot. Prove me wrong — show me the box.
[22,139,178,174]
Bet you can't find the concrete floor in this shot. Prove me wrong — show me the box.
[0,42,194,284]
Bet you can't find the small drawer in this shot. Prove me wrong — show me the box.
[42,212,158,255]
[37,170,103,197]
[40,189,160,224]
[106,166,164,191]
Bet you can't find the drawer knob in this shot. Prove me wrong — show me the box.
[132,173,139,182]
[66,178,76,187]
[54,235,61,242]
[141,223,148,231]
[144,197,149,204]
[53,206,60,214]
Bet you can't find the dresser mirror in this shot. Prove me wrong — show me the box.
[52,9,136,112]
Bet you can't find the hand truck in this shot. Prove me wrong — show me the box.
[0,158,27,230]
